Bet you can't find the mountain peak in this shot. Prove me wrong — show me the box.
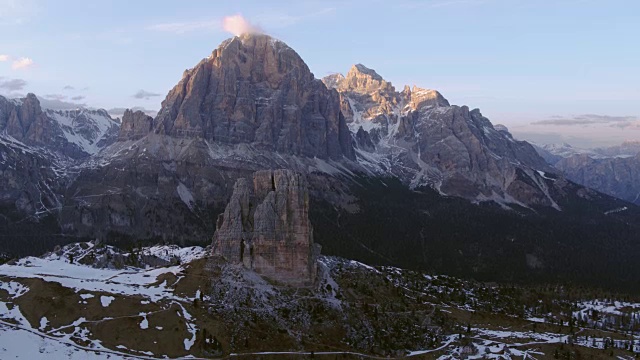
[349,64,383,81]
[338,64,395,95]
[154,33,355,160]
[407,86,450,109]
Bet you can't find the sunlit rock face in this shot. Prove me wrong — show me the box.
[155,33,355,161]
[212,169,319,286]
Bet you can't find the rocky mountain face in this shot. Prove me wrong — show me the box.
[155,33,354,161]
[118,109,154,141]
[0,94,118,240]
[0,135,65,216]
[212,169,319,285]
[533,141,640,205]
[555,153,640,205]
[3,34,640,290]
[0,94,119,158]
[323,65,557,207]
[54,34,367,245]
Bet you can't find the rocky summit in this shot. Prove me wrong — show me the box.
[324,64,556,207]
[155,33,354,161]
[212,169,319,285]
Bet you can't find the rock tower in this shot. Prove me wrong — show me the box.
[212,169,320,285]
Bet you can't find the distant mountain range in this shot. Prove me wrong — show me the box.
[1,33,639,290]
[533,141,640,205]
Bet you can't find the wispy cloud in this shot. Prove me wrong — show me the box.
[254,7,336,28]
[11,57,33,70]
[62,85,75,91]
[532,114,639,127]
[146,20,220,34]
[38,97,86,110]
[610,120,640,129]
[133,89,161,100]
[0,77,27,91]
[71,95,85,101]
[399,0,490,9]
[0,0,39,25]
[44,94,66,101]
[0,54,8,62]
[147,7,337,35]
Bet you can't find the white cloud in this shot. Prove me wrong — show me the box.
[222,14,262,36]
[0,54,8,61]
[11,57,33,70]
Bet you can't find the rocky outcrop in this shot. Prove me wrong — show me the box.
[212,169,319,285]
[119,109,153,140]
[405,86,450,110]
[2,94,54,143]
[155,34,354,161]
[324,64,402,129]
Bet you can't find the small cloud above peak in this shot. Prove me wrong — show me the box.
[12,57,33,70]
[222,14,262,36]
[133,89,161,100]
[0,55,9,62]
[62,85,75,91]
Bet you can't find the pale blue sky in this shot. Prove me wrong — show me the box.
[1,0,639,146]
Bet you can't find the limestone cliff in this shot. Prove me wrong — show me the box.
[118,109,153,141]
[155,33,354,161]
[212,169,319,285]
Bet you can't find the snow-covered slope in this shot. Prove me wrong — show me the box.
[2,243,639,359]
[45,108,119,155]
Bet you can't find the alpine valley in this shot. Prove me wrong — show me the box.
[1,34,640,359]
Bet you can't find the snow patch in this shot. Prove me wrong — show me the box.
[139,313,149,329]
[39,317,48,330]
[100,296,114,307]
[605,206,628,215]
[0,322,129,359]
[176,182,195,210]
[0,281,29,299]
